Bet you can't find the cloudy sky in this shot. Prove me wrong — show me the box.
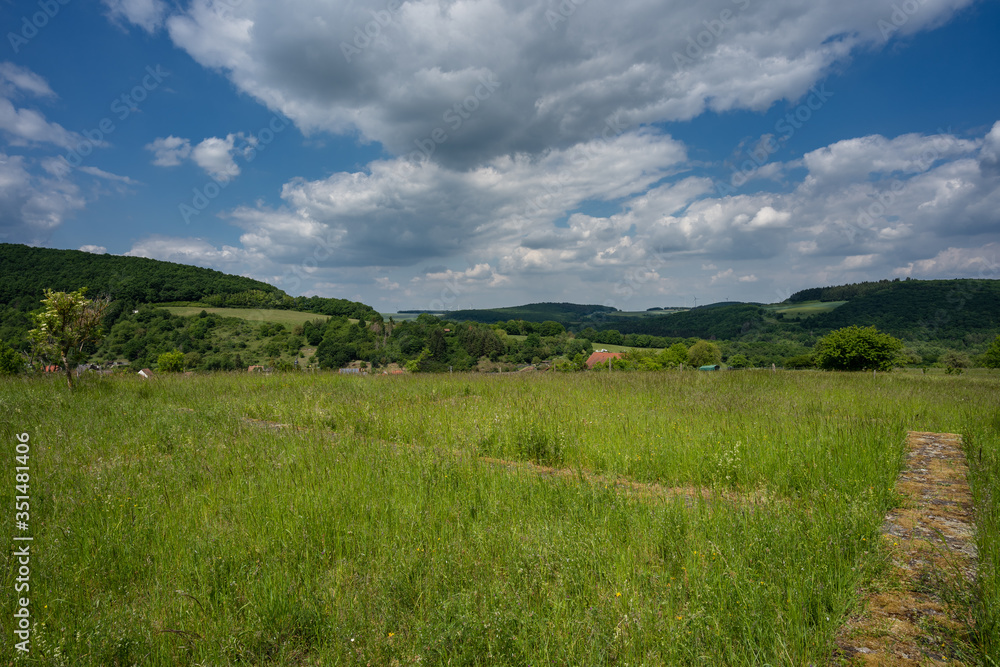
[2,0,999,311]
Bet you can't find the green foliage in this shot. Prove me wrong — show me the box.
[686,340,722,367]
[446,302,617,324]
[0,339,22,375]
[784,354,816,369]
[29,288,110,388]
[726,353,750,369]
[808,279,1000,339]
[601,303,766,340]
[787,278,901,303]
[940,350,972,370]
[814,326,904,371]
[984,335,1000,369]
[658,342,689,368]
[156,350,185,373]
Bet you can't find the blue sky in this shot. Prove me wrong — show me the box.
[2,0,999,311]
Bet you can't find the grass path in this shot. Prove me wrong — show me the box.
[834,432,978,665]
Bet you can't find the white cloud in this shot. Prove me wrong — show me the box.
[124,235,260,268]
[146,135,192,166]
[79,245,108,254]
[0,153,85,244]
[0,63,55,99]
[192,135,241,182]
[893,244,1000,279]
[158,0,974,168]
[0,64,85,150]
[102,0,168,32]
[128,121,998,307]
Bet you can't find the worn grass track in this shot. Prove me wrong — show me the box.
[834,432,979,665]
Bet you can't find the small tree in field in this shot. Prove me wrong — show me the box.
[29,288,110,389]
[687,340,722,367]
[814,325,903,372]
[984,335,1000,369]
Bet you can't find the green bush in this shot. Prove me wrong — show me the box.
[813,325,903,371]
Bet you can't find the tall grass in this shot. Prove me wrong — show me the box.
[1,370,997,665]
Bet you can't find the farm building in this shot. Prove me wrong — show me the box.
[585,351,622,369]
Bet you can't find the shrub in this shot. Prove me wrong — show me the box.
[814,326,903,371]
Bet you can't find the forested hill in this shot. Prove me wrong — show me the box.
[446,302,617,324]
[0,243,378,319]
[807,279,1000,339]
[787,278,901,302]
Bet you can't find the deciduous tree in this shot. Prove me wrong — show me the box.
[813,325,903,372]
[28,288,110,389]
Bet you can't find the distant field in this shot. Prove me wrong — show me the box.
[591,342,663,353]
[765,300,847,317]
[158,306,332,326]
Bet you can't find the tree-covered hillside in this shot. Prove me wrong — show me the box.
[446,302,617,324]
[0,243,377,317]
[0,243,280,310]
[807,279,1000,340]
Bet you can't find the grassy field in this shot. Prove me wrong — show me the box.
[157,306,333,326]
[1,371,998,665]
[764,300,848,318]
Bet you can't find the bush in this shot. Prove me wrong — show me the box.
[687,340,722,367]
[814,326,903,371]
[156,350,185,372]
[0,340,22,375]
[984,335,1000,369]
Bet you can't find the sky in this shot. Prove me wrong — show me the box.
[1,0,999,312]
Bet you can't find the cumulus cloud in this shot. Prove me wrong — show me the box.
[125,121,1000,306]
[146,133,254,181]
[0,63,85,150]
[191,135,242,182]
[156,0,974,168]
[124,235,260,269]
[79,245,108,254]
[0,153,85,244]
[102,0,169,32]
[146,136,192,166]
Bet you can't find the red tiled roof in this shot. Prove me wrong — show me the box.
[585,351,622,369]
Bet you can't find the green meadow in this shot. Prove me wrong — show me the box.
[156,306,333,327]
[1,371,998,665]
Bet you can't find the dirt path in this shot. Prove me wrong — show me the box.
[834,431,977,665]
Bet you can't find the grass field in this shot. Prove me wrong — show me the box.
[1,371,997,665]
[157,306,333,326]
[764,300,848,318]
